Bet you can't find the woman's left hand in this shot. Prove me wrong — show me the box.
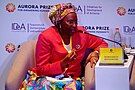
[86,51,99,68]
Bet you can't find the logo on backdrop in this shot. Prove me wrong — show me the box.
[117,6,135,16]
[11,23,45,32]
[123,26,135,35]
[17,4,53,12]
[128,8,135,15]
[5,43,16,53]
[5,3,53,13]
[117,7,126,16]
[76,5,102,15]
[5,3,104,15]
[6,3,16,12]
[83,25,109,34]
[12,23,26,32]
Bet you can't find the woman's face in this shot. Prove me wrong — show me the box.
[60,13,78,34]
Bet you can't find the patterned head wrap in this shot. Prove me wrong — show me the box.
[49,3,76,25]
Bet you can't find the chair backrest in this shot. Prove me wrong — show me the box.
[5,39,37,90]
[19,39,37,67]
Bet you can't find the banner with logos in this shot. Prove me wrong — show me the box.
[0,0,135,88]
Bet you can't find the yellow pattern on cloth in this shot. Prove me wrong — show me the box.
[20,70,84,90]
[48,3,76,25]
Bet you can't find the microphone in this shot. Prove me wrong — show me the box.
[77,30,128,60]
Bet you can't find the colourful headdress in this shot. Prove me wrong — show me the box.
[49,3,76,25]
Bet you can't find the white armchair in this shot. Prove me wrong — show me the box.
[5,39,95,90]
[5,40,37,90]
[5,39,135,90]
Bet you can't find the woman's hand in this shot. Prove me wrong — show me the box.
[86,51,99,68]
[60,49,77,69]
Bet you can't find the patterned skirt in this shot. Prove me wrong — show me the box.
[20,70,84,90]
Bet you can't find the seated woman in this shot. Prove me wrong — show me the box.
[5,3,109,90]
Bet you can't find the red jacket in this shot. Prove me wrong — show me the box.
[32,26,108,78]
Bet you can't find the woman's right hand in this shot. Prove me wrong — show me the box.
[60,49,76,69]
[86,51,99,68]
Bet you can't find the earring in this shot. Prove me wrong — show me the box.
[59,24,61,29]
